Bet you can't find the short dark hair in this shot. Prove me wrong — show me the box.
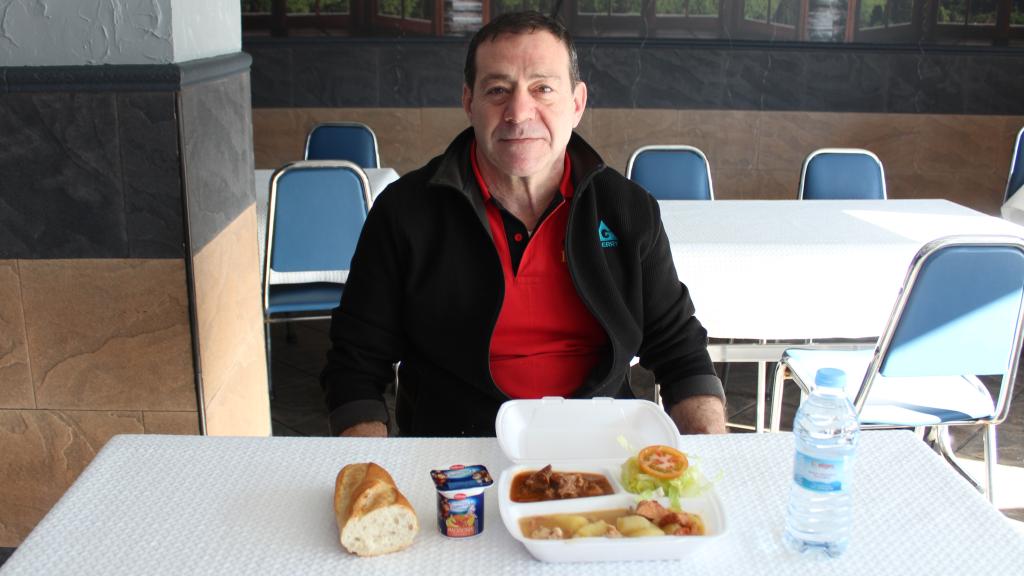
[463,11,580,91]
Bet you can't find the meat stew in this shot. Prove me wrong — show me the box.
[509,465,615,502]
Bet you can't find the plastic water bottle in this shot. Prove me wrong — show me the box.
[783,367,860,557]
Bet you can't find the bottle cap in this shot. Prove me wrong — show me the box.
[815,367,847,389]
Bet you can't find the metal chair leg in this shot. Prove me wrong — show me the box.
[264,321,274,400]
[770,362,786,432]
[933,426,984,494]
[983,423,997,503]
[753,340,768,432]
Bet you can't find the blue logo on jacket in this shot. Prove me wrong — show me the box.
[598,220,619,248]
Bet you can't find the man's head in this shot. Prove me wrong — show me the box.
[462,11,587,182]
[464,11,580,91]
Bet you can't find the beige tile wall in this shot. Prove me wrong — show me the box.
[0,259,199,546]
[0,261,32,409]
[254,108,1024,214]
[0,409,151,545]
[20,260,195,411]
[192,205,271,436]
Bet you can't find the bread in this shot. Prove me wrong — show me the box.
[333,462,419,556]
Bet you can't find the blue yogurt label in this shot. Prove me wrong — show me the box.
[431,465,492,538]
[430,464,493,491]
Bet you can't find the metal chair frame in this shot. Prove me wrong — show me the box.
[1005,126,1024,203]
[304,122,381,169]
[263,160,372,322]
[626,145,715,200]
[770,235,1024,501]
[262,160,372,396]
[798,148,887,200]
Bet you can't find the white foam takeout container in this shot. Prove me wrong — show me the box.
[495,397,727,563]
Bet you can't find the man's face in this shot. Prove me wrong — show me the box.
[462,30,587,181]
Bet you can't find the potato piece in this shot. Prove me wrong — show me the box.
[615,514,655,535]
[552,515,589,535]
[574,520,611,538]
[660,523,681,535]
[627,526,668,538]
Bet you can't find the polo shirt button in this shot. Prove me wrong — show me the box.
[513,233,523,242]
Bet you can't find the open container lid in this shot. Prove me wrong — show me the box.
[495,398,679,464]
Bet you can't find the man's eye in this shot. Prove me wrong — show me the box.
[486,87,508,96]
[536,85,554,94]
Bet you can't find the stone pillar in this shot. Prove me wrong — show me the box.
[0,0,268,546]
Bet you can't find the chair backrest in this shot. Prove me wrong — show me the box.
[625,145,714,200]
[798,148,887,200]
[857,235,1024,419]
[1005,127,1024,202]
[304,122,380,168]
[263,161,372,308]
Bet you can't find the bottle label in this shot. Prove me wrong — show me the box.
[793,451,850,493]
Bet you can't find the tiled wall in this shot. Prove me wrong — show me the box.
[179,71,270,436]
[246,38,1024,216]
[0,54,266,546]
[253,107,1021,216]
[0,259,196,545]
[245,38,1024,115]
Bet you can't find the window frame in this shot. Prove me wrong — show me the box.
[566,1,724,38]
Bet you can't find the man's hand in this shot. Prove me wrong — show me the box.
[340,421,388,437]
[669,395,727,435]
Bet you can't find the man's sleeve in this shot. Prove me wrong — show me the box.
[636,199,725,408]
[320,191,407,435]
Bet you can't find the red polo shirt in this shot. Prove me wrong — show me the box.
[471,143,609,398]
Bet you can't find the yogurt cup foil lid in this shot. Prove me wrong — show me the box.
[430,465,493,493]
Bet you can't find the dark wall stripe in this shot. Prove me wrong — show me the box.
[180,72,256,256]
[244,37,1024,116]
[0,53,253,93]
[0,53,252,260]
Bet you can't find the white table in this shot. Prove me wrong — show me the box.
[661,199,1024,431]
[255,167,400,272]
[662,199,1024,342]
[3,432,1021,574]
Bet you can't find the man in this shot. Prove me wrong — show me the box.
[321,11,726,437]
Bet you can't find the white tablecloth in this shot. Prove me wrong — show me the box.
[662,199,1024,340]
[3,432,1021,574]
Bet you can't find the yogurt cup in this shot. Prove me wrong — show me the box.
[430,465,493,538]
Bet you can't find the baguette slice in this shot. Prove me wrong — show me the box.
[334,462,419,556]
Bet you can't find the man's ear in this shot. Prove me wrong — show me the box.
[572,81,588,128]
[462,84,473,118]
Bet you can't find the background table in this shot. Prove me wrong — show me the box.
[3,431,1021,575]
[661,199,1024,431]
[661,199,1024,342]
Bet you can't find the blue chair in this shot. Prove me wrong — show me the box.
[770,235,1024,502]
[304,122,380,168]
[263,161,372,392]
[798,148,887,200]
[1005,127,1024,202]
[626,145,714,200]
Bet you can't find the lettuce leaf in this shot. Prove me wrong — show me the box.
[620,455,711,511]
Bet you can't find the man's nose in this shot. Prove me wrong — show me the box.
[503,87,535,124]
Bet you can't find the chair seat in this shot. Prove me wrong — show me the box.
[784,348,996,427]
[266,282,344,315]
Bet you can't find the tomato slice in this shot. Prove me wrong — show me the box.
[637,445,688,479]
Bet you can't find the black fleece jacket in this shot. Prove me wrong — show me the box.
[321,128,723,436]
